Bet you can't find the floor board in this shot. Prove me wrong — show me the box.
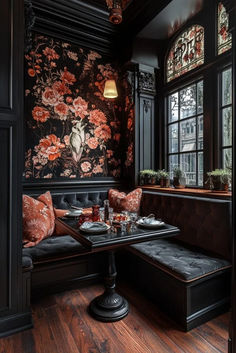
[0,283,229,353]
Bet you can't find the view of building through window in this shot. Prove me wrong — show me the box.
[167,81,204,186]
[220,66,232,169]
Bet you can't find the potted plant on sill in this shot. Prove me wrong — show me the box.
[173,167,186,189]
[139,170,158,185]
[206,169,231,192]
[157,169,170,188]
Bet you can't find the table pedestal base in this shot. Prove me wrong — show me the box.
[89,250,129,322]
[89,294,129,322]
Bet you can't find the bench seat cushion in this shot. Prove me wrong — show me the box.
[22,235,88,264]
[130,239,231,283]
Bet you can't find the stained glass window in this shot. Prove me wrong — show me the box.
[218,2,232,55]
[167,80,204,186]
[166,25,204,83]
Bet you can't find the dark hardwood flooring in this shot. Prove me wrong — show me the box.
[0,282,229,353]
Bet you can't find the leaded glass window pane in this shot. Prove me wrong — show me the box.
[180,118,196,152]
[180,153,196,185]
[197,116,204,149]
[223,148,232,169]
[168,124,178,153]
[198,152,204,186]
[168,93,179,122]
[222,68,232,105]
[169,154,178,179]
[222,107,232,147]
[197,81,203,114]
[167,80,203,187]
[166,25,204,82]
[220,66,232,169]
[180,84,196,119]
[218,2,232,55]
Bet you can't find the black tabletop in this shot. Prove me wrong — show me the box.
[57,218,180,252]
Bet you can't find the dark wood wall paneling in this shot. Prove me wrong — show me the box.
[0,0,32,338]
[29,0,120,59]
[226,1,236,352]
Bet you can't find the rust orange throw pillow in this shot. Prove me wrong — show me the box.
[108,188,142,213]
[23,191,55,247]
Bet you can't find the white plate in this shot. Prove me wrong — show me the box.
[136,219,165,229]
[80,222,110,234]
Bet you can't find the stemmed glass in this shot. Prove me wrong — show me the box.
[120,211,129,234]
[130,212,138,232]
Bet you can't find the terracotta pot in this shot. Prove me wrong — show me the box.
[173,176,186,189]
[160,178,170,188]
[211,176,229,192]
[149,177,156,185]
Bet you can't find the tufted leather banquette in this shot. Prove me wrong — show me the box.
[140,191,232,260]
[119,190,232,331]
[22,188,231,331]
[22,189,110,296]
[51,191,108,209]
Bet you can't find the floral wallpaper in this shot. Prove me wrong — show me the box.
[24,34,123,179]
[122,71,135,181]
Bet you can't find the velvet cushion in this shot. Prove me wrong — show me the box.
[131,239,231,282]
[22,235,86,262]
[108,188,142,213]
[23,191,55,248]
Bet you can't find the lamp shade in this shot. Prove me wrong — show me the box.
[103,80,118,98]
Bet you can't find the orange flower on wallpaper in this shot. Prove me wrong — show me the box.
[28,68,36,77]
[80,161,92,172]
[53,81,71,96]
[87,137,99,149]
[70,96,88,118]
[89,109,107,126]
[37,134,65,161]
[92,165,103,174]
[43,47,59,61]
[94,124,111,141]
[32,106,50,122]
[60,67,76,85]
[114,133,121,142]
[127,117,133,130]
[42,87,61,106]
[54,102,69,118]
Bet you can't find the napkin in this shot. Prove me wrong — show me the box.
[142,217,156,224]
[81,222,107,230]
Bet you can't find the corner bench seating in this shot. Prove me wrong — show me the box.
[119,191,232,330]
[22,190,109,296]
[22,188,231,331]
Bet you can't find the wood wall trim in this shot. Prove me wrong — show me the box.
[140,185,232,200]
[28,0,119,57]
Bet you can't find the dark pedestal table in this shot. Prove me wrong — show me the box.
[56,218,180,322]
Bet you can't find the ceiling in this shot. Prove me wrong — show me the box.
[137,0,203,40]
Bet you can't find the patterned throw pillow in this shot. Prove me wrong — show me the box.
[22,191,55,247]
[108,188,142,213]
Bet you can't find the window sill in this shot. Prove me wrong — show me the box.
[140,185,231,200]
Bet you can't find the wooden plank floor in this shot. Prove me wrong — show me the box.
[0,282,229,353]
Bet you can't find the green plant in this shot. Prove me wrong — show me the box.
[207,168,231,182]
[173,167,185,178]
[139,169,158,177]
[206,169,231,189]
[157,169,169,179]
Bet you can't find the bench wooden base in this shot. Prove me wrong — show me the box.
[118,250,231,331]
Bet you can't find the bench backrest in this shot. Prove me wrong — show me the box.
[141,191,232,260]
